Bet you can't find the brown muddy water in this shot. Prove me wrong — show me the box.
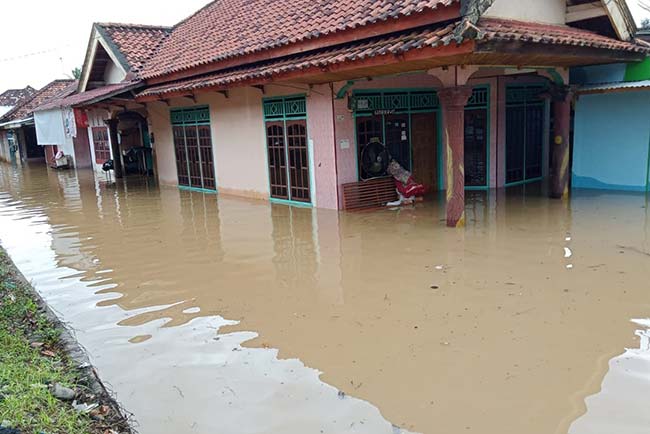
[1,163,650,434]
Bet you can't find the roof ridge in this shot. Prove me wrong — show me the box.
[95,22,172,30]
[169,0,221,31]
[141,0,459,80]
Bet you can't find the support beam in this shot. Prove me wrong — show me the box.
[566,2,606,23]
[438,86,473,228]
[548,86,573,199]
[105,119,123,179]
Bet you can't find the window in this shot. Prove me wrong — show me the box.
[92,127,110,164]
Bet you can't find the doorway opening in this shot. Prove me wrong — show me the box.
[170,106,216,191]
[505,84,546,186]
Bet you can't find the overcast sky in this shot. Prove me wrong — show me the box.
[1,0,649,91]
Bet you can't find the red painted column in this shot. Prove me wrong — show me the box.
[438,86,473,228]
[550,88,572,199]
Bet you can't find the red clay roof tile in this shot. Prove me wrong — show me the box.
[142,0,457,79]
[96,23,171,76]
[137,22,459,98]
[476,18,649,53]
[0,86,37,107]
[0,80,75,123]
[137,17,649,99]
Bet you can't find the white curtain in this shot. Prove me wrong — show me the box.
[34,109,67,145]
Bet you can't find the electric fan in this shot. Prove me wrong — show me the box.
[360,139,390,180]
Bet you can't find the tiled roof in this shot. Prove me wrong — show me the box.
[476,18,649,53]
[137,17,650,99]
[0,86,36,107]
[35,81,140,111]
[142,0,457,79]
[137,23,459,98]
[0,80,76,122]
[96,23,171,76]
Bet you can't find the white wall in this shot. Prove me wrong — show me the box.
[103,61,127,84]
[148,90,270,198]
[485,0,566,24]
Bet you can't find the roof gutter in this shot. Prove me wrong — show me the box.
[0,117,34,129]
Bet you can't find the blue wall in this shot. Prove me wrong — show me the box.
[570,64,626,85]
[572,91,650,192]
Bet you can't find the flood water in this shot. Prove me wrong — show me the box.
[1,163,650,434]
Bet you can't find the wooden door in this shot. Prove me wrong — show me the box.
[73,128,92,168]
[525,104,544,180]
[198,125,215,190]
[506,105,526,184]
[356,115,383,180]
[172,126,189,186]
[411,112,437,191]
[266,121,288,199]
[184,125,202,188]
[464,108,488,187]
[384,114,410,170]
[286,120,310,202]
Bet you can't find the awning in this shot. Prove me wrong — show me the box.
[35,81,141,112]
[578,79,650,94]
[0,117,34,129]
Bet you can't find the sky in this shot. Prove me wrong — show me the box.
[0,0,649,92]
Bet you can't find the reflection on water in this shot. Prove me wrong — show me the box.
[0,163,649,434]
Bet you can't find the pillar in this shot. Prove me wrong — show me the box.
[549,87,572,199]
[438,86,473,228]
[106,119,123,178]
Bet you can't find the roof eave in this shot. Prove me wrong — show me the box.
[143,2,463,86]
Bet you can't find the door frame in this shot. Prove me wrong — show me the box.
[351,88,441,183]
[262,94,314,207]
[170,105,217,193]
[464,85,491,191]
[504,83,547,187]
[350,87,490,191]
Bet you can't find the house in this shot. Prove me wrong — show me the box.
[129,0,645,227]
[29,0,648,227]
[0,85,37,163]
[0,86,36,117]
[32,23,170,174]
[0,80,76,165]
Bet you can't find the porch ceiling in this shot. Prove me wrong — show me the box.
[135,17,649,101]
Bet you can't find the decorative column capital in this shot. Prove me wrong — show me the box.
[541,85,574,103]
[438,86,474,109]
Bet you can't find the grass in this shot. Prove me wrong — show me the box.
[0,250,94,434]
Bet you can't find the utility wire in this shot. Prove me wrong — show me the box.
[0,45,73,63]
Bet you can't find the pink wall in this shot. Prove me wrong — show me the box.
[306,84,338,209]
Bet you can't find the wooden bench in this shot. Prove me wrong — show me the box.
[342,176,397,211]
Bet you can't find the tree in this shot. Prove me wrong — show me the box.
[71,67,82,79]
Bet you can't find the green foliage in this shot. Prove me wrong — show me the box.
[0,252,92,434]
